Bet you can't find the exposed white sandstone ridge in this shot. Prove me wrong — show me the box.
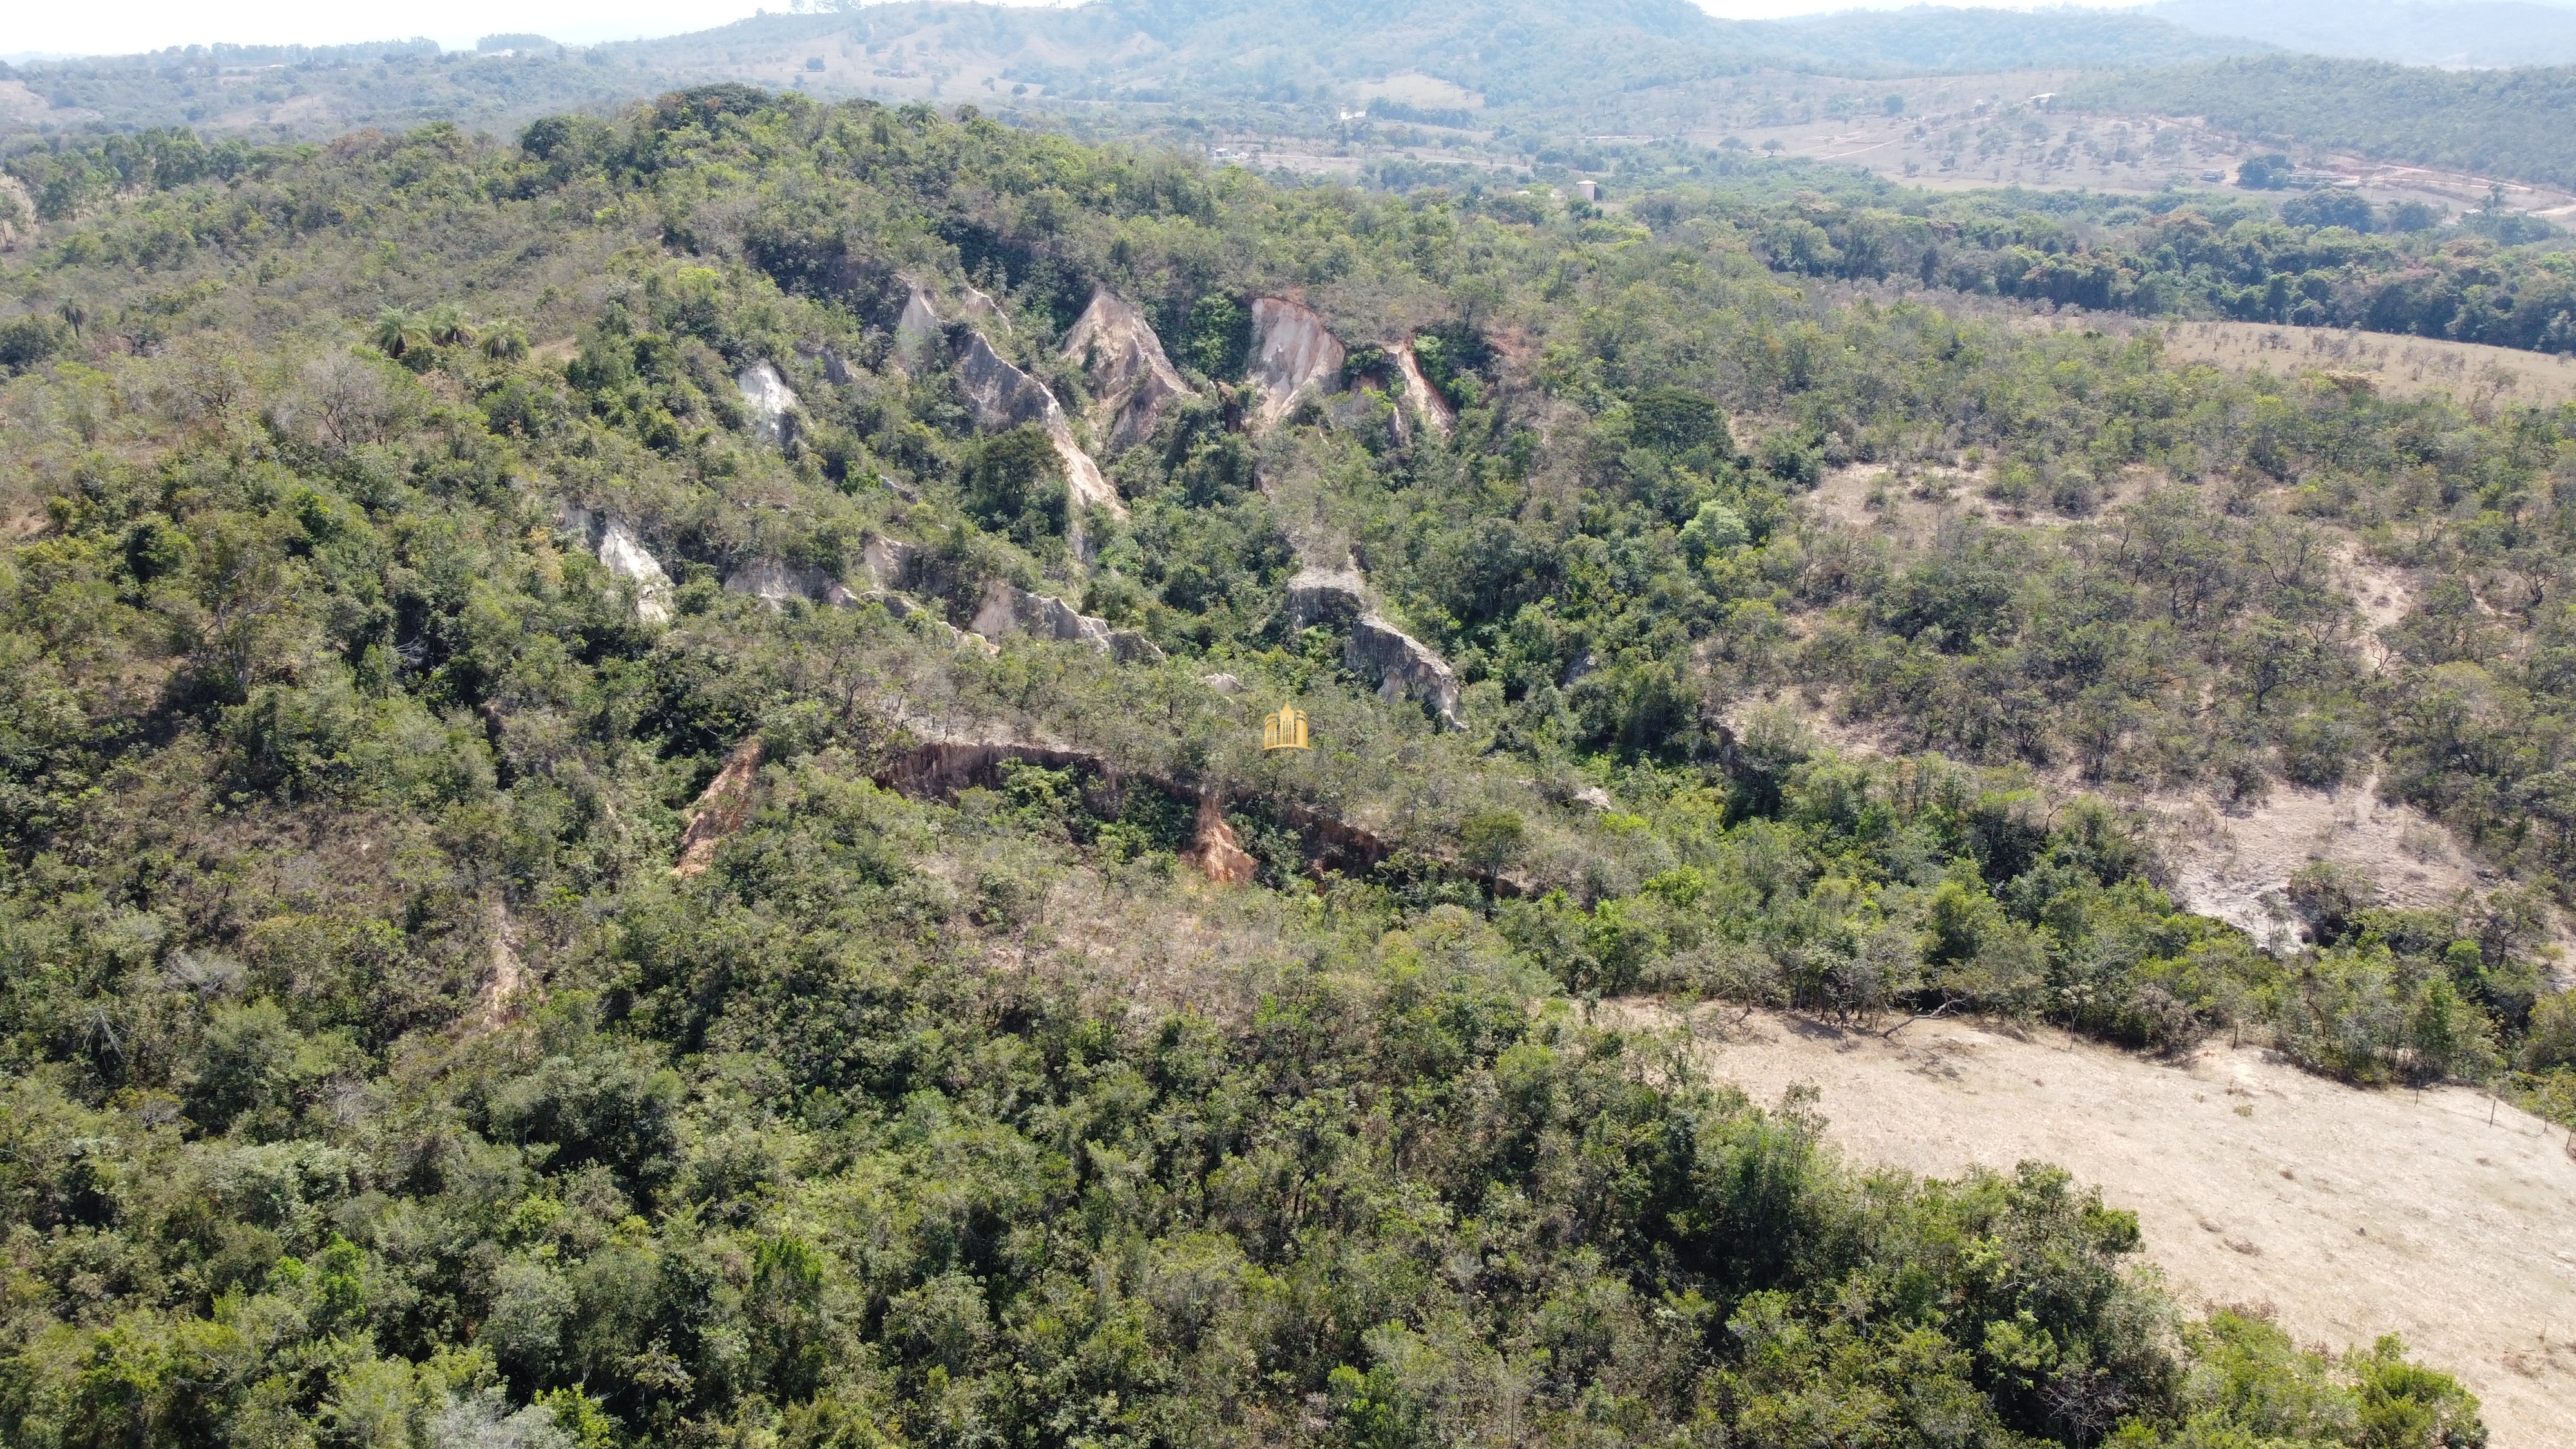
[1395,343,1455,439]
[969,580,1165,661]
[734,360,799,447]
[894,282,944,365]
[1062,289,1193,451]
[958,281,1011,333]
[1283,565,1462,729]
[953,330,1122,518]
[558,507,673,623]
[1248,298,1346,430]
[893,279,1121,519]
[598,522,674,624]
[860,534,923,592]
[895,277,1009,350]
[860,533,1161,661]
[1284,565,1369,632]
[723,558,859,609]
[1349,617,1463,730]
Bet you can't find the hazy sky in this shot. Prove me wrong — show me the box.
[5,0,2150,62]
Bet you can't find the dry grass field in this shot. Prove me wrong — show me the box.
[2150,320,2576,409]
[1626,1003,2576,1449]
[1686,71,2574,217]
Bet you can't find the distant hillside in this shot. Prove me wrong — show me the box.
[0,0,2269,142]
[2146,0,2576,68]
[0,39,691,139]
[945,0,2263,99]
[1775,5,2270,73]
[2068,55,2576,190]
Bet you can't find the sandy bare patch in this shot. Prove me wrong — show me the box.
[1725,688,1911,764]
[0,80,97,129]
[2337,539,2418,663]
[1808,462,2150,540]
[1641,1004,2576,1448]
[2145,777,2483,947]
[1721,686,2489,951]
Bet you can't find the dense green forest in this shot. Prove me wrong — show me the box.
[0,86,2561,1445]
[2067,57,2576,193]
[1632,183,2576,352]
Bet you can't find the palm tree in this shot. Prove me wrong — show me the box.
[372,307,429,358]
[424,303,477,347]
[480,321,530,362]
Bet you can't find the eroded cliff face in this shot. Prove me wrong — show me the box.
[895,283,944,367]
[1282,565,1462,728]
[860,534,924,593]
[896,278,1124,524]
[1248,297,1346,431]
[958,282,1011,334]
[674,737,763,878]
[863,534,1162,662]
[1285,566,1368,631]
[966,579,1164,662]
[967,581,1104,648]
[1063,289,1193,451]
[560,507,674,623]
[954,331,1123,519]
[723,558,858,609]
[1185,793,1258,885]
[954,329,1057,431]
[1395,344,1455,439]
[1348,616,1464,730]
[735,361,799,447]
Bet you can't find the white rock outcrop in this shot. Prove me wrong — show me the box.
[860,533,924,592]
[1248,298,1346,431]
[1284,565,1369,631]
[1063,289,1193,451]
[859,533,1160,661]
[560,507,675,624]
[723,558,859,609]
[954,331,1123,518]
[735,361,799,447]
[971,580,1115,650]
[959,282,1012,334]
[1281,565,1459,728]
[1348,615,1463,730]
[895,283,944,367]
[968,579,1164,662]
[1395,343,1455,440]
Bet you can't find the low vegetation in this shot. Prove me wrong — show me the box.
[2067,55,2576,193]
[0,83,2558,1444]
[1637,184,2576,355]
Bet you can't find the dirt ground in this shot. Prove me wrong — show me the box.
[1806,460,2155,540]
[2144,776,2486,950]
[1643,1004,2576,1448]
